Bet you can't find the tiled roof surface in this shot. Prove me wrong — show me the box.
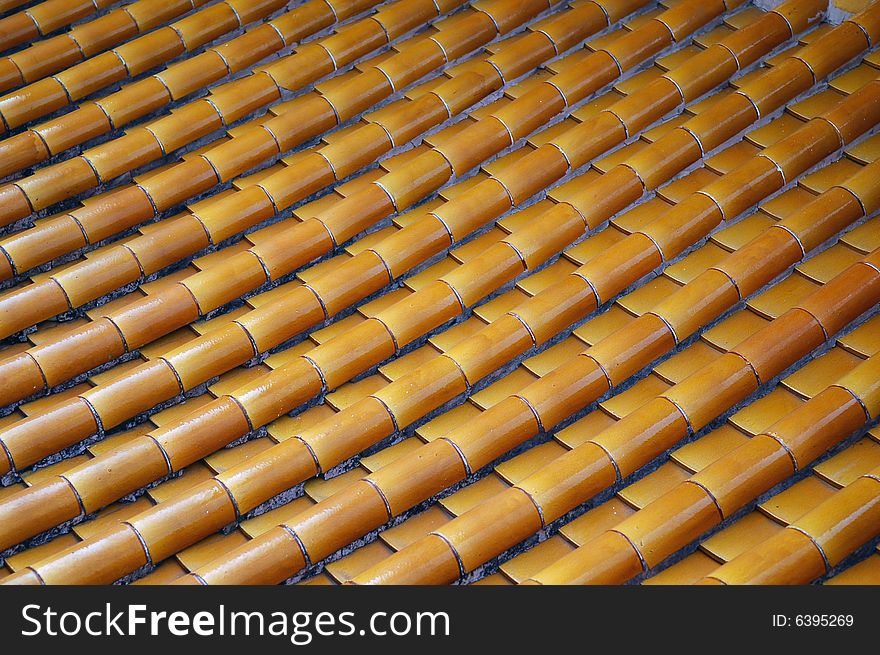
[0,0,878,585]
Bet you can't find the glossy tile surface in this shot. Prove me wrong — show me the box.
[0,0,878,588]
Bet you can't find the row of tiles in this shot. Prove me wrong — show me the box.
[0,0,131,59]
[2,104,878,581]
[0,0,832,430]
[4,272,876,582]
[0,5,868,560]
[14,220,876,583]
[134,104,872,584]
[0,0,692,418]
[0,3,844,502]
[0,0,665,263]
[0,9,868,486]
[0,0,764,452]
[3,0,876,584]
[0,0,333,133]
[295,143,880,585]
[0,0,484,224]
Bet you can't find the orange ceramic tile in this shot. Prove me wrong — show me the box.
[132,559,189,584]
[727,387,804,436]
[711,213,777,252]
[600,375,672,420]
[617,462,691,510]
[516,259,578,296]
[787,89,845,121]
[1,0,876,588]
[700,309,770,351]
[6,534,80,572]
[176,530,250,572]
[759,186,818,220]
[558,497,637,546]
[469,367,539,410]
[553,408,619,450]
[521,338,585,377]
[838,315,880,358]
[796,244,864,284]
[671,425,751,474]
[22,455,90,486]
[564,226,628,263]
[643,551,719,584]
[700,511,785,562]
[72,496,155,541]
[146,463,216,503]
[656,168,720,205]
[416,402,483,442]
[845,133,880,166]
[800,157,864,194]
[573,305,637,345]
[208,365,273,398]
[662,243,731,286]
[239,496,316,539]
[653,341,723,385]
[825,555,880,585]
[266,404,338,442]
[758,476,838,525]
[499,535,576,582]
[298,572,338,585]
[746,273,822,320]
[840,218,880,255]
[781,347,864,399]
[325,540,396,583]
[87,426,150,457]
[615,277,682,317]
[304,467,369,504]
[439,473,510,516]
[472,288,531,323]
[204,438,275,475]
[471,573,512,585]
[495,440,568,485]
[745,113,804,149]
[378,344,441,382]
[813,439,880,488]
[379,505,453,550]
